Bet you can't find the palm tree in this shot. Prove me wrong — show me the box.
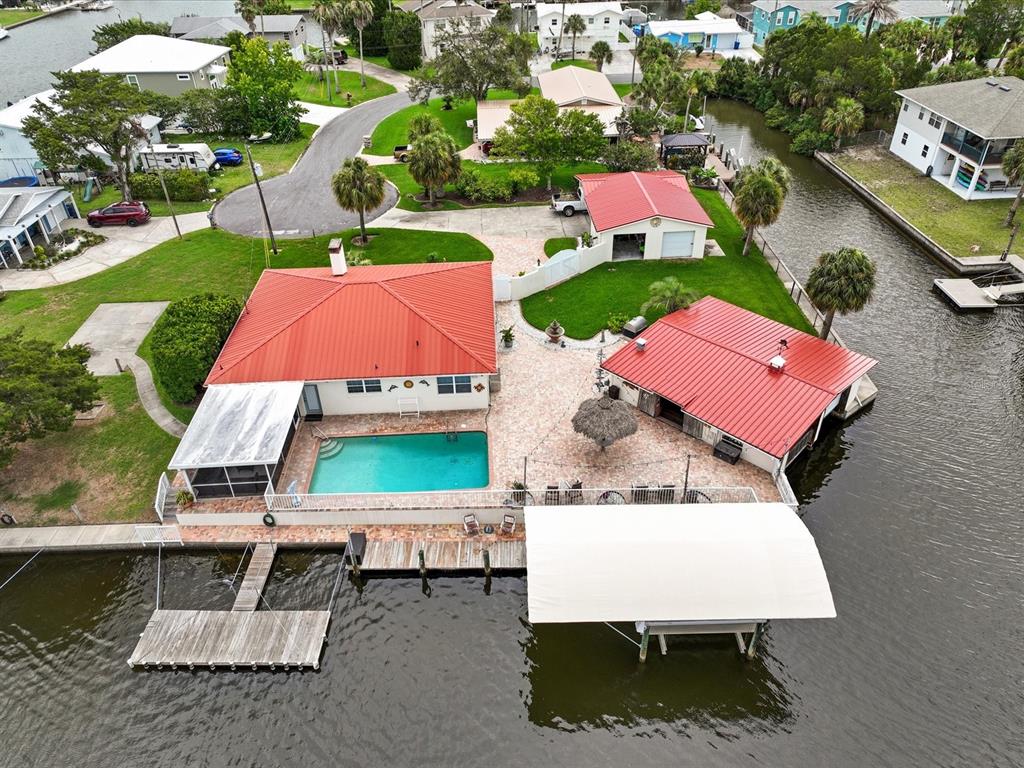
[409,132,461,206]
[565,14,586,61]
[408,113,443,144]
[821,97,865,149]
[734,171,784,256]
[235,0,258,33]
[589,40,613,72]
[1001,144,1024,226]
[812,69,842,107]
[641,276,700,315]
[311,0,340,102]
[331,156,386,244]
[751,155,792,197]
[806,247,877,340]
[555,0,567,57]
[341,0,375,88]
[850,0,898,42]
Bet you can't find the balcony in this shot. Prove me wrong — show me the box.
[941,131,1012,166]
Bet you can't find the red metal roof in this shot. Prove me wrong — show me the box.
[206,262,497,386]
[602,297,877,458]
[577,170,714,232]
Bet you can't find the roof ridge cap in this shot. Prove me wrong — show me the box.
[380,274,494,372]
[633,172,659,217]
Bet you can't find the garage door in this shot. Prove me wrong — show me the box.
[661,231,695,258]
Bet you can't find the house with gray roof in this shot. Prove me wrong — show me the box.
[399,0,495,59]
[749,0,953,44]
[889,76,1024,200]
[170,15,307,59]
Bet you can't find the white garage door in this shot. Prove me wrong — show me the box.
[662,231,695,258]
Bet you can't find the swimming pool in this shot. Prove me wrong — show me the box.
[309,431,489,494]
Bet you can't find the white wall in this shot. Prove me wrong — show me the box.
[423,14,494,59]
[603,218,708,260]
[313,375,490,415]
[537,7,623,50]
[889,97,944,173]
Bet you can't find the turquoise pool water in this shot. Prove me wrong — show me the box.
[309,431,489,493]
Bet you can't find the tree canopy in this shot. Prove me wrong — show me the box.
[331,157,387,243]
[409,23,532,104]
[222,37,305,139]
[806,247,877,339]
[0,331,100,470]
[91,18,170,52]
[383,9,422,70]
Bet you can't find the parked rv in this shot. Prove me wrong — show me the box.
[139,143,220,173]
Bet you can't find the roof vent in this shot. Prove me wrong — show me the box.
[998,85,1011,92]
[769,354,786,371]
[985,80,998,87]
[635,337,647,351]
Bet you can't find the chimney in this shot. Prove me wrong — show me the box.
[328,237,347,276]
[635,337,647,351]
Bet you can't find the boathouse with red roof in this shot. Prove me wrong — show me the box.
[575,170,714,261]
[602,297,877,473]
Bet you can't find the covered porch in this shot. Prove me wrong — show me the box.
[933,137,1020,201]
[0,186,80,268]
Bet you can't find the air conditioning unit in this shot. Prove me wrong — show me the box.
[635,337,648,351]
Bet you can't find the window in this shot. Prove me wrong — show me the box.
[551,18,558,25]
[787,11,795,23]
[776,12,783,24]
[603,16,610,24]
[900,132,908,145]
[346,379,382,394]
[125,74,140,89]
[437,375,472,394]
[588,17,594,24]
[176,73,191,81]
[928,112,941,129]
[903,101,909,112]
[918,109,924,120]
[921,145,929,158]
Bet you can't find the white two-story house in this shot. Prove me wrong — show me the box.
[889,76,1023,200]
[400,0,495,60]
[536,2,625,54]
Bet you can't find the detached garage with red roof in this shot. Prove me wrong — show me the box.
[602,297,877,474]
[576,170,714,261]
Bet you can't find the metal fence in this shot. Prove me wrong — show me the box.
[135,524,183,546]
[154,473,170,522]
[716,180,846,347]
[837,129,891,149]
[264,484,759,512]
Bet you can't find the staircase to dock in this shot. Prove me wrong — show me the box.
[233,543,277,612]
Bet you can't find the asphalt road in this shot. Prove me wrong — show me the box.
[214,92,411,238]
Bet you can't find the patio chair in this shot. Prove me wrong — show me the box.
[658,484,676,504]
[499,513,516,536]
[631,484,651,504]
[544,484,560,505]
[463,513,481,536]
[567,480,584,504]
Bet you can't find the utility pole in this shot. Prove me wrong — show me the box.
[148,144,181,239]
[246,144,278,255]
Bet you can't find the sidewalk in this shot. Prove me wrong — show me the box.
[0,212,209,291]
[0,523,148,554]
[297,101,348,126]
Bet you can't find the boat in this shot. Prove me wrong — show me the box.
[0,27,10,41]
[80,0,114,10]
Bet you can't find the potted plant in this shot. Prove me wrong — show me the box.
[176,489,195,509]
[545,319,564,343]
[580,231,593,247]
[510,480,527,505]
[500,325,515,348]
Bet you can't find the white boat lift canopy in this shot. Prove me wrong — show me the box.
[525,502,835,657]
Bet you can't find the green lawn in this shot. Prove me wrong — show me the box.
[520,188,814,339]
[545,237,577,257]
[0,374,178,525]
[0,8,44,24]
[342,44,394,70]
[72,124,316,217]
[613,83,633,99]
[831,147,1014,257]
[293,70,395,107]
[380,161,605,212]
[369,97,477,155]
[552,59,596,71]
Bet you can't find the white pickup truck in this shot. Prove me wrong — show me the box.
[550,192,587,217]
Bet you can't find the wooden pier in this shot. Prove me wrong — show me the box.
[233,543,276,611]
[128,609,330,670]
[356,538,526,572]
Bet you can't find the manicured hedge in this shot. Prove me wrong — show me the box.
[129,169,211,202]
[151,294,244,403]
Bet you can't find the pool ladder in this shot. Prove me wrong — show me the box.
[445,424,458,442]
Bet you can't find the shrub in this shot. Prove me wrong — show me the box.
[129,169,211,202]
[453,167,513,202]
[607,312,630,333]
[383,10,422,70]
[763,103,792,130]
[179,89,224,133]
[604,141,659,172]
[507,167,539,194]
[790,128,834,156]
[151,294,244,403]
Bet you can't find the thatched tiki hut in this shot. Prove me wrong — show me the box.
[572,394,638,451]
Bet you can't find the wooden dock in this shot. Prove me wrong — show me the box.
[128,609,330,670]
[356,538,526,572]
[233,543,277,611]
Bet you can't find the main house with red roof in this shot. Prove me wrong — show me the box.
[576,170,714,261]
[167,256,497,499]
[602,297,877,474]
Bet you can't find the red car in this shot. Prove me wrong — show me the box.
[87,201,151,227]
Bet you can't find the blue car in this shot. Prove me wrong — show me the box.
[213,147,244,166]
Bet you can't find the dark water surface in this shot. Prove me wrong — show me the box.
[2,54,1023,768]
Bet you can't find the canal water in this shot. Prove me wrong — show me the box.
[1,7,1023,766]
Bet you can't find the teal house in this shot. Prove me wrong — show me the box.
[749,0,952,45]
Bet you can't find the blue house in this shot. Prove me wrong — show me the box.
[749,0,952,44]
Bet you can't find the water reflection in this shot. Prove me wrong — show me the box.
[525,622,792,732]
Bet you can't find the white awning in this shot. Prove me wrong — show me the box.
[525,503,836,624]
[169,381,304,470]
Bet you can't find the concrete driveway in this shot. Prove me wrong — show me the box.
[214,92,413,237]
[372,205,590,239]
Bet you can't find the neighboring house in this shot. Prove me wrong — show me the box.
[476,66,624,142]
[889,76,1023,200]
[398,0,495,60]
[0,90,161,182]
[71,35,231,96]
[577,170,714,260]
[644,12,756,56]
[535,2,625,54]
[169,15,307,60]
[0,186,80,269]
[750,0,951,43]
[172,256,498,499]
[602,296,877,473]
